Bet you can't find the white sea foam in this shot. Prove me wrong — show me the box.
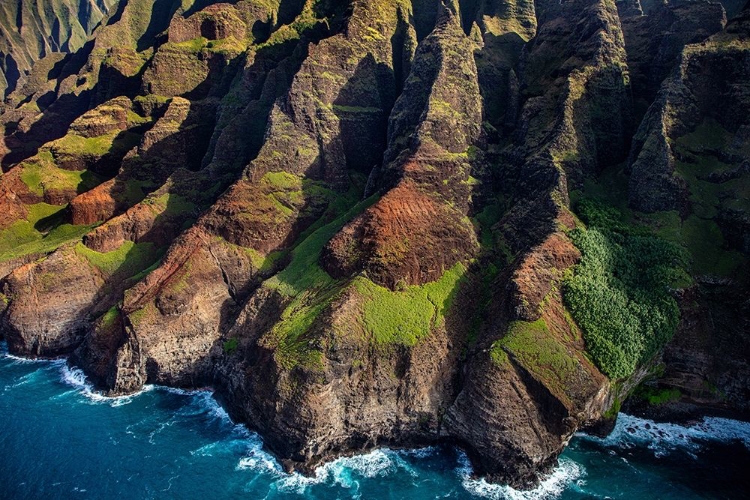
[0,340,66,365]
[187,391,236,424]
[58,364,153,406]
[577,413,750,457]
[243,446,429,495]
[457,453,584,500]
[5,353,50,364]
[238,440,582,498]
[236,440,283,476]
[12,337,749,498]
[399,446,440,459]
[148,419,176,444]
[160,386,208,397]
[3,349,57,365]
[273,448,408,494]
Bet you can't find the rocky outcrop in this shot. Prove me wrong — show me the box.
[1,248,104,356]
[619,0,726,111]
[0,0,749,490]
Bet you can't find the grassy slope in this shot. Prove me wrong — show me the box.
[354,263,466,346]
[0,203,93,263]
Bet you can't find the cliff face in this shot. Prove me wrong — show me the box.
[0,0,748,488]
[0,0,120,99]
[626,4,750,416]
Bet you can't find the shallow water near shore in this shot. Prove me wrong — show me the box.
[2,342,749,500]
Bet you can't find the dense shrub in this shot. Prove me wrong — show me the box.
[564,199,687,379]
[632,385,682,405]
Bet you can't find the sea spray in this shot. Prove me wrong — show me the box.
[577,413,750,457]
[3,341,749,499]
[59,363,153,407]
[456,453,584,500]
[266,448,424,494]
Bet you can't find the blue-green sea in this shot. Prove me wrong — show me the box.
[2,341,749,500]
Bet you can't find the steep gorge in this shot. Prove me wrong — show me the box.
[0,0,748,488]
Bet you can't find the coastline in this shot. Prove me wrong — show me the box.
[3,340,750,499]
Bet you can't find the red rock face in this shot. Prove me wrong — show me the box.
[324,179,477,287]
[70,180,119,226]
[0,0,749,488]
[0,171,38,229]
[509,232,580,321]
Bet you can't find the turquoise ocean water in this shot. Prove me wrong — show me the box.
[1,341,749,500]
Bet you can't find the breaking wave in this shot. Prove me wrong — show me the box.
[4,341,750,498]
[578,413,750,458]
[59,363,152,406]
[457,453,584,500]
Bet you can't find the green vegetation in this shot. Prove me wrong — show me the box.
[0,203,93,263]
[466,260,500,345]
[632,385,682,405]
[128,302,157,329]
[100,306,120,328]
[13,203,63,227]
[354,263,466,346]
[603,396,622,419]
[172,36,248,55]
[125,258,163,287]
[678,216,743,276]
[290,13,321,36]
[564,199,687,379]
[552,150,581,164]
[207,35,249,55]
[75,241,160,280]
[121,179,152,205]
[134,94,171,107]
[464,197,510,346]
[655,118,750,276]
[266,194,378,296]
[576,154,745,278]
[245,171,334,226]
[144,193,197,220]
[246,248,284,273]
[262,171,302,190]
[490,319,579,398]
[0,223,93,263]
[257,24,300,50]
[127,110,151,126]
[173,37,207,52]
[490,340,509,365]
[50,131,140,158]
[331,105,382,114]
[264,189,378,369]
[223,337,239,354]
[20,153,102,196]
[270,287,334,370]
[473,202,504,251]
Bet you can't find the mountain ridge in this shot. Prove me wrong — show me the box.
[0,0,748,488]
